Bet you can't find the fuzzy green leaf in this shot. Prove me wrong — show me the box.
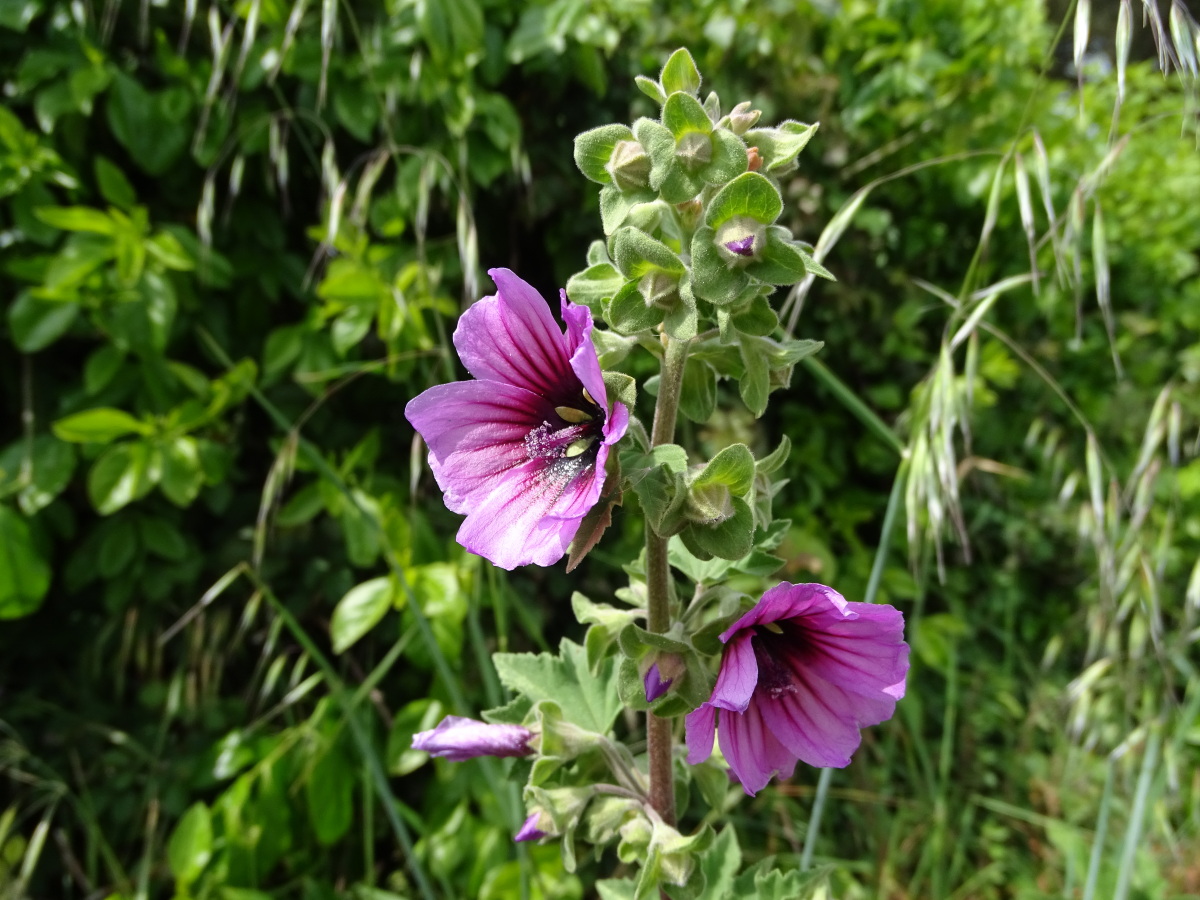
[660,48,701,97]
[574,124,634,184]
[705,172,783,228]
[493,639,621,734]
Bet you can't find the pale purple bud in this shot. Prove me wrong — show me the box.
[514,813,548,842]
[411,715,533,761]
[724,235,756,257]
[644,663,673,702]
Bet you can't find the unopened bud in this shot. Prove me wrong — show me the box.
[727,101,762,135]
[674,131,712,171]
[686,480,734,525]
[606,139,651,192]
[639,271,680,310]
[747,146,763,172]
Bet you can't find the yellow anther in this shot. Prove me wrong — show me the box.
[564,437,597,458]
[555,406,594,424]
[761,622,785,634]
[581,387,598,407]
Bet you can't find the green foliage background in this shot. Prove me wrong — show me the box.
[1,0,1198,897]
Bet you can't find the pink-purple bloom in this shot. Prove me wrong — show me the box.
[685,582,909,796]
[405,268,629,570]
[514,813,548,843]
[411,715,534,762]
[643,663,672,702]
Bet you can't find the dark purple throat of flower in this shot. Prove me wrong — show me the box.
[750,621,810,698]
[523,389,607,491]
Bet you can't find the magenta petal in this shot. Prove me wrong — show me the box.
[687,581,910,793]
[717,701,796,796]
[709,631,758,713]
[644,664,672,702]
[514,813,547,842]
[404,381,553,513]
[454,269,574,399]
[685,704,717,765]
[411,716,533,761]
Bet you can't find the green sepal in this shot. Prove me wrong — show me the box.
[662,92,712,140]
[692,443,755,497]
[678,358,716,423]
[701,128,749,186]
[586,239,612,266]
[705,171,783,229]
[679,496,754,560]
[600,375,635,417]
[566,262,624,311]
[702,91,721,122]
[755,435,791,475]
[633,118,676,190]
[690,226,749,305]
[660,48,701,97]
[743,120,818,173]
[608,280,664,335]
[618,622,691,658]
[662,275,699,342]
[613,226,686,278]
[746,226,817,285]
[594,329,635,368]
[573,592,641,672]
[729,293,778,335]
[635,74,666,105]
[574,124,634,184]
[600,185,656,236]
[621,444,689,536]
[656,164,704,204]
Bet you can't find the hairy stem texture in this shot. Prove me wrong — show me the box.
[645,334,690,827]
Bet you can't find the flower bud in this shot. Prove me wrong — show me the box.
[727,101,762,135]
[412,715,534,761]
[674,131,712,171]
[714,216,765,264]
[514,813,549,843]
[685,479,735,525]
[638,271,680,310]
[606,139,651,192]
[747,146,763,172]
[644,663,672,701]
[643,653,686,702]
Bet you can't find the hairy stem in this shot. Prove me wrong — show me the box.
[645,334,690,826]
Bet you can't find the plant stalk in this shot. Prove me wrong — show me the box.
[645,334,690,827]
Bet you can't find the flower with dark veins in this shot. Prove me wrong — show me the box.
[405,268,629,570]
[685,582,909,796]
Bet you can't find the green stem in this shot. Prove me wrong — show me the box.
[645,334,690,827]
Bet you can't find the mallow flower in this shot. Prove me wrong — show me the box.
[405,268,629,570]
[685,582,909,796]
[411,715,534,761]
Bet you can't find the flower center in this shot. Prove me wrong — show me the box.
[752,624,808,699]
[523,396,607,472]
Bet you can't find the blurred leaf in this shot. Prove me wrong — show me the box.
[167,802,212,887]
[0,504,51,619]
[87,440,158,514]
[306,742,352,845]
[52,408,147,443]
[8,291,79,352]
[331,576,395,653]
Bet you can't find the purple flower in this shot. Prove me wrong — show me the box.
[514,813,548,843]
[644,663,672,702]
[411,715,534,762]
[724,235,756,257]
[405,268,629,570]
[685,582,909,796]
